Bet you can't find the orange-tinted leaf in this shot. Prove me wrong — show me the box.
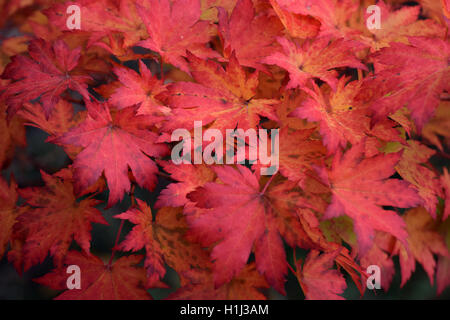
[52,101,169,206]
[19,100,85,137]
[395,141,443,218]
[394,207,448,286]
[253,127,326,181]
[423,101,450,152]
[156,162,215,208]
[0,177,18,258]
[442,168,450,221]
[164,52,278,133]
[292,78,366,152]
[0,103,25,168]
[362,1,444,51]
[170,263,269,299]
[10,170,107,272]
[35,251,151,300]
[115,201,210,286]
[296,250,346,300]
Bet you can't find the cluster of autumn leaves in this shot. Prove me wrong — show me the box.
[0,0,449,300]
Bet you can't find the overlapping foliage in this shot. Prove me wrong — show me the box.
[0,0,449,299]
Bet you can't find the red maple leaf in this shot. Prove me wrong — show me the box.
[18,99,85,138]
[274,0,361,40]
[34,251,151,300]
[296,249,346,300]
[44,0,147,48]
[136,0,219,74]
[52,101,169,206]
[361,1,444,51]
[252,127,326,182]
[0,102,26,168]
[292,77,403,153]
[155,161,215,208]
[368,37,450,132]
[110,60,170,118]
[316,142,422,255]
[163,51,278,133]
[218,0,282,70]
[395,141,443,218]
[1,39,91,118]
[394,207,448,286]
[360,232,396,291]
[187,166,324,294]
[0,177,18,259]
[8,170,107,272]
[262,36,367,90]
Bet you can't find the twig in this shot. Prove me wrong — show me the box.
[107,220,125,268]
